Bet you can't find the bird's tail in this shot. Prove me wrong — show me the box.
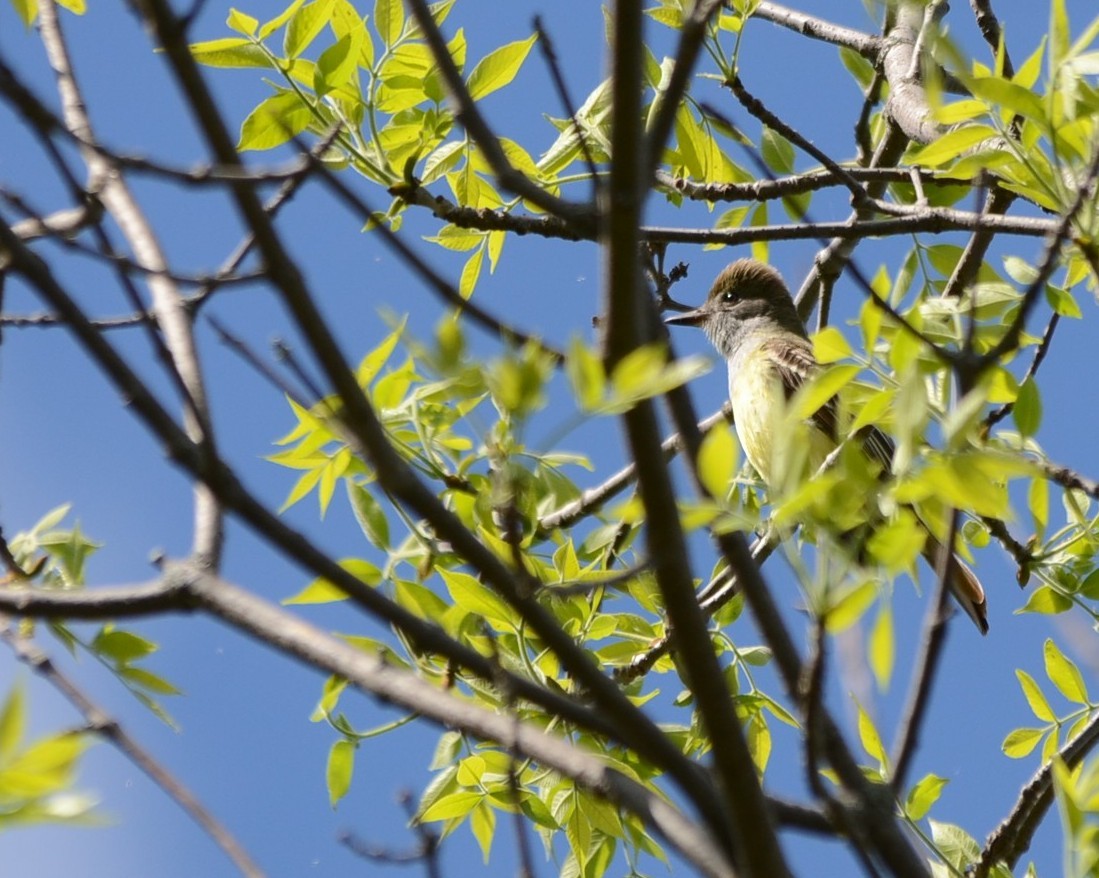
[921,537,989,634]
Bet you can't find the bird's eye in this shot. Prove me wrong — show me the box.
[721,290,736,302]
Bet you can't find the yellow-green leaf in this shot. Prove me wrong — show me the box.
[374,0,404,46]
[1044,638,1089,705]
[566,337,605,411]
[1016,669,1055,722]
[698,425,737,500]
[326,739,355,807]
[237,92,314,151]
[1002,727,1046,758]
[906,773,948,820]
[189,37,270,68]
[0,683,26,762]
[812,326,854,364]
[466,35,537,101]
[260,0,306,38]
[909,125,999,167]
[1013,377,1041,437]
[869,604,894,690]
[1017,585,1072,615]
[285,0,338,58]
[458,245,484,300]
[226,7,258,35]
[856,703,887,768]
[791,364,860,422]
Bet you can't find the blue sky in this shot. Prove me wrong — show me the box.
[2,1,1098,876]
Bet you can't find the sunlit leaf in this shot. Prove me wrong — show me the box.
[1044,638,1089,705]
[1016,669,1055,722]
[1002,726,1046,758]
[326,739,355,807]
[466,35,537,101]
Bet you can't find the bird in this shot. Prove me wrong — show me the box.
[666,258,988,633]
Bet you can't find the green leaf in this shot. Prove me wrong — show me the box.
[119,666,182,697]
[469,800,495,863]
[908,125,998,167]
[92,628,157,665]
[1028,476,1049,538]
[0,683,26,762]
[11,0,36,26]
[964,75,1048,126]
[1044,638,1089,705]
[791,364,860,422]
[458,245,484,300]
[856,703,887,769]
[838,46,875,89]
[1045,284,1082,318]
[374,0,404,45]
[189,37,270,68]
[439,569,514,626]
[347,483,389,549]
[237,92,314,151]
[285,0,337,58]
[566,337,605,411]
[812,326,853,364]
[315,31,363,96]
[226,7,258,35]
[760,127,795,174]
[602,345,710,414]
[284,558,382,604]
[357,316,406,387]
[698,425,736,500]
[1016,669,1056,722]
[825,580,877,632]
[421,789,483,821]
[929,820,980,870]
[906,773,948,820]
[1012,377,1041,437]
[466,35,537,101]
[326,739,355,807]
[260,0,306,39]
[1002,726,1046,758]
[1016,585,1072,616]
[868,604,894,690]
[747,711,771,772]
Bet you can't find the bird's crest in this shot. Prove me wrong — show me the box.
[707,259,789,304]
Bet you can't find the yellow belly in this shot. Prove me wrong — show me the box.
[728,350,834,491]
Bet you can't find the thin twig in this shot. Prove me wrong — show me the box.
[889,510,960,793]
[0,623,263,877]
[532,15,600,195]
[975,712,1099,878]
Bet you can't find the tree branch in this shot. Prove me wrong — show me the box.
[0,623,262,877]
[975,712,1099,878]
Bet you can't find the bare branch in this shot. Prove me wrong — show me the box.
[751,2,882,58]
[602,2,771,869]
[976,712,1099,878]
[36,0,222,567]
[890,511,960,793]
[0,623,263,877]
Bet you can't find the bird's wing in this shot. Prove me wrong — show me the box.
[761,336,839,441]
[761,336,895,472]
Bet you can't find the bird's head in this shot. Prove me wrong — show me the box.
[665,259,804,358]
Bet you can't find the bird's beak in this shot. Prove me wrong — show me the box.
[664,307,706,328]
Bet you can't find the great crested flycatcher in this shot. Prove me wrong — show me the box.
[666,258,988,633]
